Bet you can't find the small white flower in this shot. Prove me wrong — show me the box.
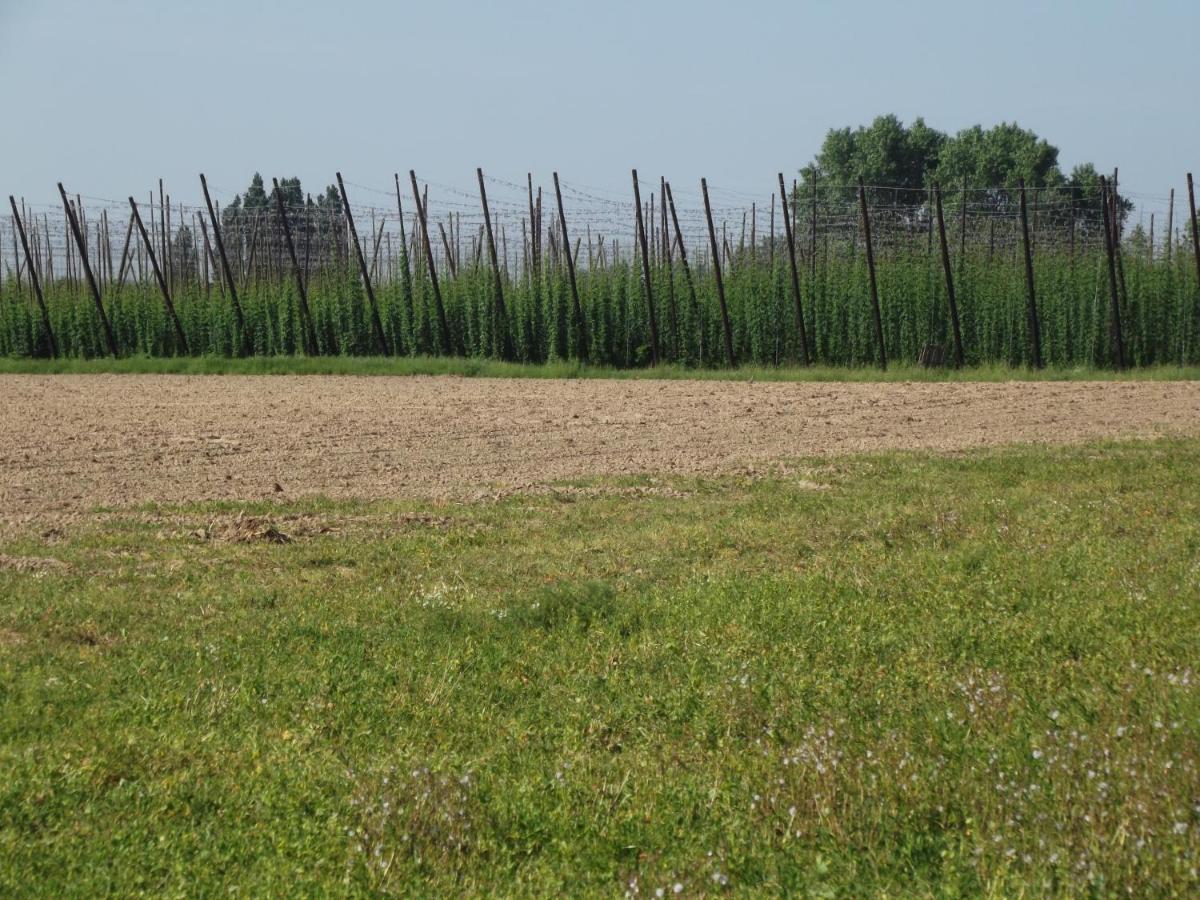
[1174,822,1189,834]
[673,883,683,894]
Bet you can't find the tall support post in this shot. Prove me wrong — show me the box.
[1017,179,1044,369]
[1098,177,1127,369]
[476,168,513,360]
[198,215,225,301]
[9,196,57,357]
[958,179,968,273]
[408,171,452,354]
[809,174,817,280]
[272,178,318,355]
[336,172,390,355]
[527,174,540,277]
[662,175,678,359]
[933,184,965,367]
[1166,188,1174,265]
[58,182,117,356]
[777,172,811,365]
[552,172,589,362]
[129,197,190,354]
[1188,174,1200,296]
[631,170,661,365]
[857,178,887,370]
[700,177,737,367]
[199,174,248,341]
[665,181,704,365]
[113,215,134,296]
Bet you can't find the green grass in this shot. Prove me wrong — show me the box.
[3,354,1200,382]
[2,440,1199,895]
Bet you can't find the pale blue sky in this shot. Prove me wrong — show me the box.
[1,0,1195,209]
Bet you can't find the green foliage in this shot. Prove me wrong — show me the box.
[4,209,1197,368]
[803,114,945,192]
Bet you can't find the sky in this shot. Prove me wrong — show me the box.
[1,0,1196,213]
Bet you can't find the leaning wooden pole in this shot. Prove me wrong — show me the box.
[631,170,661,365]
[857,178,887,370]
[1188,174,1200,295]
[777,172,811,365]
[700,177,737,367]
[476,168,513,360]
[9,196,57,357]
[199,174,247,342]
[408,171,452,354]
[336,172,390,355]
[129,197,190,354]
[272,178,318,355]
[933,184,965,368]
[664,180,704,365]
[1017,179,1044,369]
[113,215,134,296]
[58,182,117,356]
[1098,177,1127,370]
[552,172,589,362]
[1166,188,1174,265]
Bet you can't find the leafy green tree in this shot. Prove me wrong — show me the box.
[800,116,1126,225]
[801,114,945,196]
[933,122,1063,201]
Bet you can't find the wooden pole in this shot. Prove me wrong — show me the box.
[438,221,457,277]
[701,177,737,367]
[1166,188,1174,265]
[476,168,513,360]
[272,178,318,355]
[199,174,248,341]
[58,183,117,356]
[777,172,811,365]
[665,180,703,365]
[631,170,660,365]
[552,172,589,362]
[335,172,390,355]
[9,196,57,356]
[933,184,965,367]
[857,178,887,369]
[1098,176,1127,369]
[129,197,190,354]
[1187,174,1200,295]
[958,179,968,274]
[112,215,134,297]
[408,171,452,354]
[1017,179,1044,369]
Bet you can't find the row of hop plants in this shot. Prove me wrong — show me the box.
[2,238,1198,367]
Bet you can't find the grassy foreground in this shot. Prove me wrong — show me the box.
[1,440,1199,895]
[2,354,1200,382]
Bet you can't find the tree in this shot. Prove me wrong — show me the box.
[800,116,1126,226]
[801,115,945,198]
[931,122,1063,213]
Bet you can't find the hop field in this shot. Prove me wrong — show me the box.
[4,182,1198,369]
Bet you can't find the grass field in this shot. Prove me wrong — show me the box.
[2,439,1198,895]
[3,354,1200,382]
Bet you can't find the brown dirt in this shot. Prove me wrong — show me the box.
[1,375,1197,522]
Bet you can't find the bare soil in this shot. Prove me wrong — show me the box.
[1,375,1197,522]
